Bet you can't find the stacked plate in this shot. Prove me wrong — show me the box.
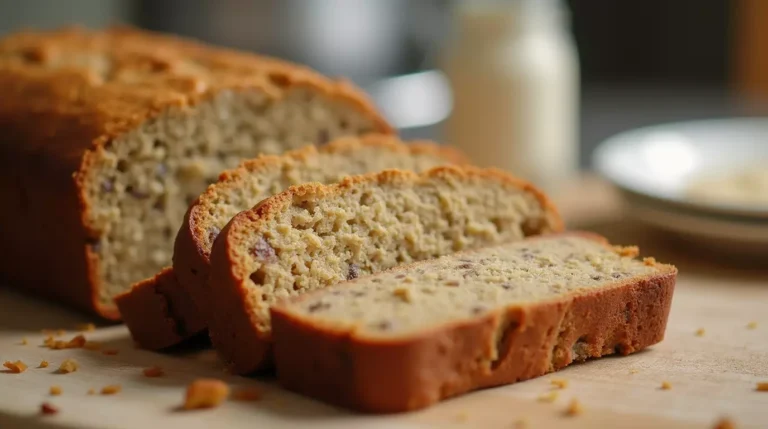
[593,118,768,253]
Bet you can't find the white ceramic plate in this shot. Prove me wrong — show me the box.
[593,118,768,248]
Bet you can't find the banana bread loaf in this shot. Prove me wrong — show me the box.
[115,135,467,349]
[207,166,563,374]
[271,233,677,413]
[0,26,390,318]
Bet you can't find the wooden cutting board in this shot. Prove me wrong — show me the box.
[1,181,766,429]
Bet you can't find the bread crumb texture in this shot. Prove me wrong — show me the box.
[58,359,78,374]
[538,391,559,403]
[142,366,164,377]
[77,323,96,332]
[550,378,568,389]
[695,328,706,337]
[747,321,758,330]
[50,385,62,396]
[513,418,529,429]
[87,388,96,395]
[3,360,27,373]
[101,385,121,395]
[565,398,583,416]
[40,402,59,415]
[661,381,672,390]
[756,382,768,392]
[39,360,49,368]
[183,379,230,410]
[20,338,28,345]
[285,236,669,337]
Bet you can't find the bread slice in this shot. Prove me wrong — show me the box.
[207,166,563,374]
[270,233,677,413]
[0,26,390,318]
[115,135,467,349]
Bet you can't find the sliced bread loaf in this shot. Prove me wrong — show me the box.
[270,233,677,413]
[0,26,390,318]
[207,166,563,374]
[115,135,467,349]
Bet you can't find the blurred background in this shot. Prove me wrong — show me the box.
[2,0,766,169]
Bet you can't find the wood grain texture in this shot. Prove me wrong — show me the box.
[0,176,766,428]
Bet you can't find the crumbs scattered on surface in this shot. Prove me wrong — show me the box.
[102,349,119,356]
[756,382,768,392]
[661,381,672,390]
[231,388,262,402]
[143,366,164,378]
[20,338,28,345]
[550,379,568,389]
[629,368,639,374]
[455,412,468,422]
[39,360,49,368]
[695,328,706,337]
[3,360,27,373]
[40,402,58,415]
[77,323,96,332]
[565,399,583,416]
[183,379,230,410]
[50,385,62,396]
[747,321,758,330]
[67,335,86,348]
[713,417,737,429]
[87,388,96,395]
[101,385,121,395]
[41,329,66,337]
[58,359,78,374]
[537,391,559,403]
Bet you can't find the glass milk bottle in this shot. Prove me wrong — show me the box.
[442,0,579,193]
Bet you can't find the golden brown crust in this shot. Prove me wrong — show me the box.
[207,166,564,374]
[0,26,391,319]
[121,136,464,349]
[269,238,677,413]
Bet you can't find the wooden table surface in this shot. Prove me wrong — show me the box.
[1,177,766,429]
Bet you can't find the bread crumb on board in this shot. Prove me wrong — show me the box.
[67,335,87,348]
[3,360,28,373]
[39,360,49,368]
[747,321,758,330]
[87,388,96,395]
[455,412,468,422]
[183,379,230,410]
[756,382,768,392]
[143,366,164,378]
[629,368,639,374]
[20,338,28,345]
[660,381,673,390]
[40,402,59,415]
[58,359,78,374]
[101,385,121,395]
[695,328,706,337]
[231,387,262,402]
[50,386,62,396]
[565,398,583,416]
[77,323,96,332]
[713,417,737,429]
[537,391,559,403]
[550,378,568,389]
